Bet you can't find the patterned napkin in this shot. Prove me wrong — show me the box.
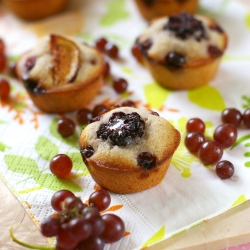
[1,0,250,249]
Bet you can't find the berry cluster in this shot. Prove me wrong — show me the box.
[95,37,119,60]
[97,111,145,146]
[40,189,125,250]
[184,107,250,179]
[164,12,206,41]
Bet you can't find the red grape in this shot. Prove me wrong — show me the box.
[40,214,61,237]
[198,140,223,165]
[63,196,85,211]
[92,104,108,117]
[216,160,234,179]
[221,108,242,127]
[49,154,73,178]
[78,236,105,250]
[56,226,78,249]
[88,190,111,211]
[0,78,10,100]
[113,78,128,94]
[186,118,205,133]
[213,123,237,148]
[77,108,93,125]
[51,189,75,212]
[121,100,136,107]
[243,108,250,128]
[101,214,125,243]
[67,217,92,241]
[57,118,75,137]
[185,131,206,153]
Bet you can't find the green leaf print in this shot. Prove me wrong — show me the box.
[245,12,250,30]
[144,83,170,109]
[35,136,59,161]
[66,152,88,172]
[0,142,10,152]
[142,226,165,248]
[188,86,226,111]
[33,173,82,192]
[50,118,78,148]
[197,0,231,18]
[170,117,200,178]
[231,194,247,207]
[4,155,40,175]
[100,0,130,26]
[231,134,250,150]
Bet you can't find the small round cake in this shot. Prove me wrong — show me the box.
[134,0,198,21]
[2,0,68,21]
[135,12,228,90]
[79,107,180,194]
[16,34,104,113]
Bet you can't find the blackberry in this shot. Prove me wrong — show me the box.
[164,12,206,41]
[97,112,145,146]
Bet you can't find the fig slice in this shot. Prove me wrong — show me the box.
[50,34,80,86]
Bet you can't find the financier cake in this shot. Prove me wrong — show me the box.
[134,0,198,21]
[79,107,180,194]
[134,12,228,90]
[16,34,104,113]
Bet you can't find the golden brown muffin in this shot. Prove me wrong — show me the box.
[79,107,180,194]
[2,0,68,21]
[135,12,228,90]
[134,0,198,21]
[16,34,104,113]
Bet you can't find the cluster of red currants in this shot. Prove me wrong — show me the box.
[95,37,129,94]
[40,189,125,250]
[184,107,250,179]
[56,100,136,138]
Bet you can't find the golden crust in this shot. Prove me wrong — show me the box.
[2,0,68,21]
[16,35,104,113]
[79,107,181,194]
[134,0,198,22]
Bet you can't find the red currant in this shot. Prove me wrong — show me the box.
[131,43,142,62]
[92,104,108,117]
[89,190,111,211]
[103,61,110,78]
[51,189,75,212]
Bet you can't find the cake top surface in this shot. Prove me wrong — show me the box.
[80,107,180,170]
[137,12,227,63]
[17,34,103,91]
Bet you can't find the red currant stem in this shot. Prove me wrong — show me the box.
[10,227,55,250]
[230,134,250,150]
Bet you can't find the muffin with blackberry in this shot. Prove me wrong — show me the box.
[79,107,180,194]
[134,0,198,21]
[134,12,227,90]
[16,34,104,113]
